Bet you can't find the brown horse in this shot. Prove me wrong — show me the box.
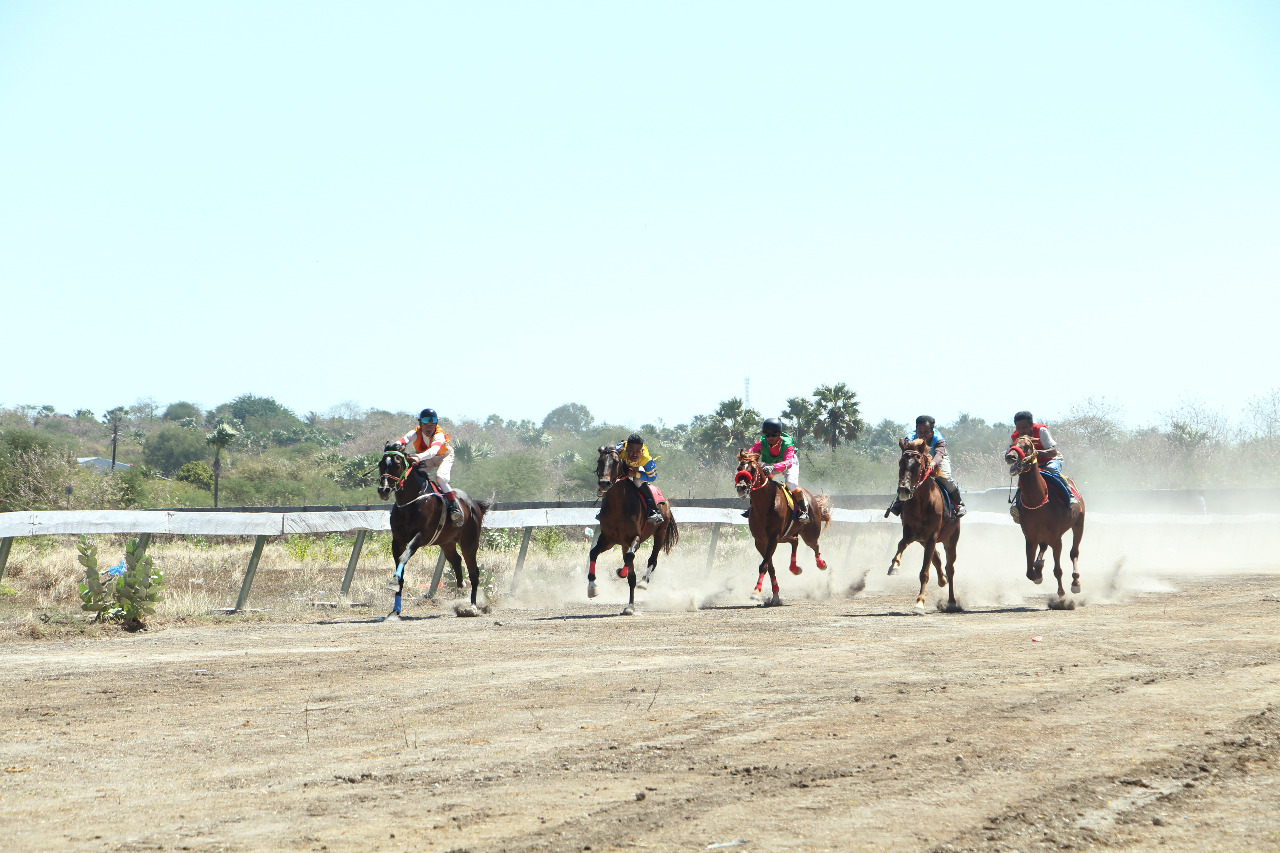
[378,443,489,618]
[733,451,831,606]
[1004,435,1085,599]
[588,445,679,615]
[887,438,961,614]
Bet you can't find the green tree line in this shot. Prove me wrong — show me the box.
[2,389,1279,512]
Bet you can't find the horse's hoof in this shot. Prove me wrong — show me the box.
[789,565,802,576]
[1070,582,1082,594]
[454,603,480,618]
[1028,571,1044,585]
[912,602,927,615]
[887,565,899,576]
[642,568,655,585]
[749,591,763,602]
[587,581,599,599]
[617,567,629,579]
[942,601,963,613]
[621,605,635,616]
[1047,595,1076,611]
[815,558,827,571]
[383,611,402,622]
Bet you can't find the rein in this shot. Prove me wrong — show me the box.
[735,462,769,492]
[1007,443,1050,509]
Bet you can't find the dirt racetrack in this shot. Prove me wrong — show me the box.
[3,547,1280,852]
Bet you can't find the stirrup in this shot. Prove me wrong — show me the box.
[740,509,750,519]
[447,502,464,526]
[646,510,664,524]
[955,504,967,518]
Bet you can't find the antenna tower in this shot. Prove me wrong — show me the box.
[745,377,750,409]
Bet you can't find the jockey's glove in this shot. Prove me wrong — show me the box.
[763,464,775,474]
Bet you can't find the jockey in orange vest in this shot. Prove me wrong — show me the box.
[398,408,463,526]
[1012,410,1078,505]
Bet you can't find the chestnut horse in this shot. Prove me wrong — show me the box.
[588,445,679,615]
[378,443,489,618]
[734,450,831,606]
[888,438,961,614]
[1004,435,1085,599]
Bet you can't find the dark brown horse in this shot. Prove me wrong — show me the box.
[1004,435,1086,599]
[378,443,489,618]
[588,445,679,615]
[887,438,961,614]
[733,451,831,606]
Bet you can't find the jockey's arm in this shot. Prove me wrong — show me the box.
[930,440,947,471]
[765,446,798,474]
[1037,447,1059,463]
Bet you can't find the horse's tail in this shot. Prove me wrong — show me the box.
[812,493,832,531]
[663,512,680,554]
[473,498,490,523]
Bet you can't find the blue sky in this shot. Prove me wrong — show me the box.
[2,2,1278,430]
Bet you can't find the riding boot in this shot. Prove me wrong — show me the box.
[885,500,903,517]
[793,490,809,523]
[940,479,966,518]
[645,498,664,524]
[741,509,750,519]
[444,491,464,527]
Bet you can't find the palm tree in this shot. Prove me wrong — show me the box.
[206,423,239,507]
[811,383,865,452]
[694,398,762,453]
[102,407,127,471]
[781,396,819,448]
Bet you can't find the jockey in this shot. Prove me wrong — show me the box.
[741,417,808,522]
[615,432,664,524]
[889,415,966,518]
[1012,411,1079,506]
[397,408,464,526]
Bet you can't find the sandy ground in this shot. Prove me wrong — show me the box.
[2,525,1280,853]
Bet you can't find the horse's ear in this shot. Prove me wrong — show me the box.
[898,437,907,450]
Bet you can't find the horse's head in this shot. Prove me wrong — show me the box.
[1004,435,1038,476]
[896,437,933,500]
[596,445,622,496]
[734,450,763,498]
[377,441,410,500]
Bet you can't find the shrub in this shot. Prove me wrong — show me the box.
[77,536,166,630]
[176,461,214,490]
[162,401,202,421]
[144,426,210,474]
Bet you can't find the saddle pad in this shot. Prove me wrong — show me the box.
[647,484,666,505]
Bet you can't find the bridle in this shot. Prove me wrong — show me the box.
[898,449,933,499]
[1006,439,1049,509]
[597,448,629,494]
[735,456,768,492]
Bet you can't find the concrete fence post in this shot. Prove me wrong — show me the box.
[340,530,367,595]
[509,527,534,593]
[0,537,12,583]
[705,522,722,572]
[426,549,447,600]
[233,535,268,612]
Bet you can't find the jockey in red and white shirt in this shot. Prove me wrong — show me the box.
[398,408,463,525]
[1012,411,1077,505]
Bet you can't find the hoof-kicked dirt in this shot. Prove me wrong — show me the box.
[2,574,1279,852]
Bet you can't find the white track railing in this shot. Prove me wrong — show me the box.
[2,508,1277,611]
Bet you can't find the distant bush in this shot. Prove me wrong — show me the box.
[176,461,214,490]
[144,426,210,474]
[162,401,202,421]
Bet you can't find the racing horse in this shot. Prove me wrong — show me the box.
[1005,435,1086,599]
[378,442,489,618]
[734,450,831,606]
[588,444,680,615]
[887,438,961,614]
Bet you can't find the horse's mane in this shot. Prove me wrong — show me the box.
[900,438,932,469]
[738,449,761,463]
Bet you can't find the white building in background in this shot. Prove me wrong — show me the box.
[77,457,132,473]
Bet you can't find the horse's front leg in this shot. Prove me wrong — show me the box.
[889,529,912,576]
[622,559,638,616]
[588,533,613,599]
[388,531,422,617]
[1026,539,1043,584]
[1049,538,1066,599]
[618,535,642,579]
[915,537,937,614]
